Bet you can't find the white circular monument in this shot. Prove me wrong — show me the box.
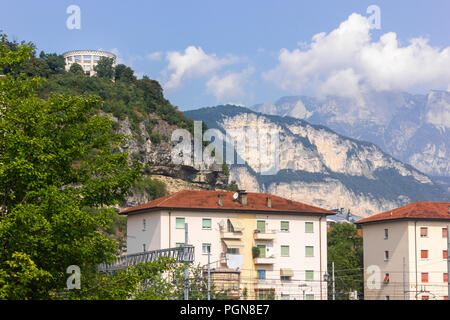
[62,50,116,76]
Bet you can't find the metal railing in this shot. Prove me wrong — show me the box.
[97,245,195,273]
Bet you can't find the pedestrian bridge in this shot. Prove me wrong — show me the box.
[97,245,195,273]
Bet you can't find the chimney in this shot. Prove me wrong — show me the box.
[266,197,272,208]
[238,190,248,206]
[218,194,223,207]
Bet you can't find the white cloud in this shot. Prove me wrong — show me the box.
[163,46,237,90]
[147,51,163,61]
[263,13,450,99]
[206,67,254,102]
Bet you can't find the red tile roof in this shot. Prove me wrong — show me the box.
[120,190,335,216]
[355,201,450,225]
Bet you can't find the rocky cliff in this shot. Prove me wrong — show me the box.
[111,113,230,210]
[253,91,449,183]
[185,106,449,217]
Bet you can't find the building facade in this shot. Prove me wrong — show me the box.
[356,202,450,300]
[62,50,116,76]
[122,190,334,300]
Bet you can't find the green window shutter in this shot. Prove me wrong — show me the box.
[305,246,314,257]
[281,245,289,257]
[305,270,314,280]
[257,245,266,258]
[305,294,314,300]
[176,242,184,248]
[281,221,289,231]
[305,222,314,233]
[176,217,185,229]
[202,218,211,229]
[257,220,266,233]
[281,294,290,300]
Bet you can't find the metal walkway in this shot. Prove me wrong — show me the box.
[97,245,195,273]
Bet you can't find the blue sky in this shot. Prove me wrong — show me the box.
[1,0,450,110]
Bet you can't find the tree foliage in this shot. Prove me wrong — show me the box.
[94,56,114,80]
[0,33,141,299]
[327,223,363,300]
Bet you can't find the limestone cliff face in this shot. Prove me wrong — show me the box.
[252,91,450,180]
[185,106,449,217]
[110,113,229,209]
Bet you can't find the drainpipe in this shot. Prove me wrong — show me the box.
[319,216,323,300]
[414,221,418,300]
[169,211,171,247]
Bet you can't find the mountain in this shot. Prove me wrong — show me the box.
[252,91,450,185]
[185,105,449,217]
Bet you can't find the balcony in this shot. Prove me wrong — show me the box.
[253,256,275,265]
[253,229,276,240]
[220,231,243,239]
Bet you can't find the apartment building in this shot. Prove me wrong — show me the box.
[62,50,116,76]
[356,201,450,300]
[121,189,335,300]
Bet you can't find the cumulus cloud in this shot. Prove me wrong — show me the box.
[163,46,237,90]
[206,67,254,102]
[263,13,450,98]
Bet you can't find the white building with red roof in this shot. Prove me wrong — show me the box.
[121,189,335,300]
[356,201,450,300]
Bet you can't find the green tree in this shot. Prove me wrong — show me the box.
[327,223,363,300]
[69,62,84,74]
[0,33,141,299]
[94,57,114,80]
[114,64,136,83]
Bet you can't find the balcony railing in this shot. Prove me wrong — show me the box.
[254,229,277,240]
[253,255,275,265]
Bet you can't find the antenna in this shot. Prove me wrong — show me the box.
[233,192,239,200]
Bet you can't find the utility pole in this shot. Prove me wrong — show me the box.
[207,246,211,300]
[447,226,450,299]
[332,261,335,300]
[184,223,189,300]
[403,257,407,300]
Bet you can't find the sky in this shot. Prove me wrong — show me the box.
[1,0,450,110]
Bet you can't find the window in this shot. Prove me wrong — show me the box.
[142,218,146,231]
[202,243,211,254]
[385,296,390,300]
[305,294,314,300]
[74,55,81,61]
[256,220,266,233]
[257,245,266,258]
[280,221,289,232]
[444,273,448,283]
[67,56,73,62]
[443,228,448,238]
[226,248,239,254]
[305,222,314,233]
[384,250,390,261]
[305,270,314,280]
[83,55,91,60]
[257,270,266,280]
[444,250,448,259]
[421,250,429,259]
[94,55,101,61]
[384,229,389,239]
[142,244,146,252]
[281,245,290,257]
[280,294,290,300]
[305,246,314,257]
[383,273,390,284]
[176,217,185,229]
[421,273,429,283]
[280,276,291,281]
[202,218,212,230]
[420,227,428,237]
